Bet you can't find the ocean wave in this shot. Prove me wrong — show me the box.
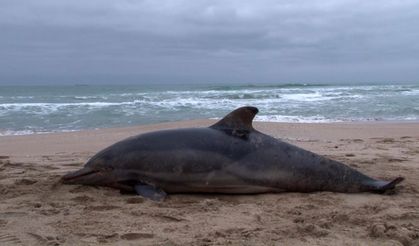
[207,83,331,91]
[280,92,335,102]
[0,83,418,134]
[255,115,338,123]
[153,87,367,102]
[0,102,125,107]
[0,129,39,136]
[401,89,419,96]
[0,129,80,136]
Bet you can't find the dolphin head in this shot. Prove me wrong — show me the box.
[61,166,113,185]
[61,155,132,191]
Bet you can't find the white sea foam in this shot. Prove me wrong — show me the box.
[0,102,133,115]
[0,129,79,136]
[281,92,332,102]
[255,115,339,123]
[0,129,38,136]
[0,84,418,134]
[402,89,419,96]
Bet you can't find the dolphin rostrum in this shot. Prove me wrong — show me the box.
[62,106,404,200]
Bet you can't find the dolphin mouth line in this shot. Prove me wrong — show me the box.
[61,168,100,182]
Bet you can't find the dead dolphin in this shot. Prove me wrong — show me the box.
[62,106,404,200]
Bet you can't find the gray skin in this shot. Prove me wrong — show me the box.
[62,106,404,199]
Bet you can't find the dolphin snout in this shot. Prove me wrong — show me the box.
[61,167,103,185]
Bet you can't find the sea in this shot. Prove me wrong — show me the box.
[0,83,418,136]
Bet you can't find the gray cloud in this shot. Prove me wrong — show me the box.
[1,0,418,84]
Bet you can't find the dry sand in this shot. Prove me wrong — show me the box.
[0,121,418,245]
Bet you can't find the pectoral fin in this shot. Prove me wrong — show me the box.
[134,184,167,201]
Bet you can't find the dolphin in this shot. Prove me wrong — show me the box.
[62,106,404,200]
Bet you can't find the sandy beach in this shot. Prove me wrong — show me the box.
[0,121,418,246]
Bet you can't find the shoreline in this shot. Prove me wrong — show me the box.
[2,118,419,138]
[0,120,418,245]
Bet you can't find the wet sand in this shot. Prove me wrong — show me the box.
[0,121,418,245]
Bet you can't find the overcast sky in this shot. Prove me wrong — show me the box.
[1,0,418,85]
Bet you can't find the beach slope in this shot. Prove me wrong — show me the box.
[0,121,418,245]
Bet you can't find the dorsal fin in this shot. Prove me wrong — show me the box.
[210,106,258,131]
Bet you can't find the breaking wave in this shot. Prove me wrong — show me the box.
[0,83,418,135]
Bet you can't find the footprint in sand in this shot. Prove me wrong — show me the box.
[376,138,396,144]
[339,139,364,143]
[14,179,38,185]
[154,213,186,222]
[400,136,412,139]
[376,154,408,163]
[71,195,95,203]
[0,212,28,218]
[62,163,83,167]
[41,165,60,170]
[125,197,145,204]
[69,185,95,193]
[3,162,24,169]
[28,232,64,246]
[369,223,418,246]
[297,224,329,237]
[96,233,119,243]
[84,205,120,211]
[0,233,22,245]
[120,233,154,240]
[39,208,61,216]
[0,219,7,227]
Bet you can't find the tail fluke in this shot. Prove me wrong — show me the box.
[369,177,404,194]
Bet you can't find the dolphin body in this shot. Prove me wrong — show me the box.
[62,106,404,200]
